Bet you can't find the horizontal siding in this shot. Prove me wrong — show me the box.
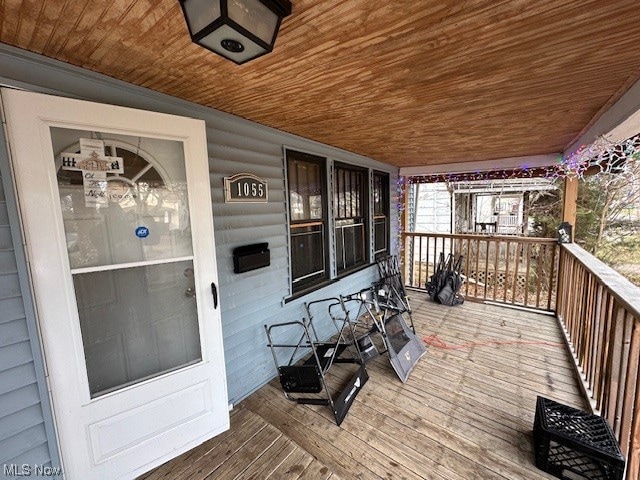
[0,363,38,397]
[209,152,284,176]
[207,123,395,403]
[214,213,287,232]
[0,226,12,249]
[0,318,30,348]
[0,404,44,443]
[0,200,9,223]
[0,297,26,325]
[0,384,42,422]
[0,272,21,299]
[207,123,288,403]
[208,202,284,217]
[0,249,18,273]
[6,443,52,469]
[0,341,34,373]
[0,423,48,464]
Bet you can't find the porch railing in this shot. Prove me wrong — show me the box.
[557,244,640,478]
[403,232,559,311]
[403,232,640,476]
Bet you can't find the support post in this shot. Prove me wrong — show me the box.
[562,176,578,241]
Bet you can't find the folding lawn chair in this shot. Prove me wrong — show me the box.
[264,296,368,425]
[346,286,426,383]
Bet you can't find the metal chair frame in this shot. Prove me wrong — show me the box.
[265,296,368,425]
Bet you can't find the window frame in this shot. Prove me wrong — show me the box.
[372,171,391,258]
[333,161,369,275]
[285,149,331,295]
[284,148,394,299]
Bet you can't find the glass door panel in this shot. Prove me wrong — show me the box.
[73,260,201,397]
[51,127,202,398]
[53,127,194,269]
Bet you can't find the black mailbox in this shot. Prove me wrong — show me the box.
[233,243,270,273]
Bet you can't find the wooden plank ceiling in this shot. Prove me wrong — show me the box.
[2,0,640,168]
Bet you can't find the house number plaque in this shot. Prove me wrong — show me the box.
[224,173,268,203]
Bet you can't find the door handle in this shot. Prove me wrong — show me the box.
[211,282,218,309]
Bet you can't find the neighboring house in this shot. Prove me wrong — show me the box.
[408,178,557,236]
[409,183,452,234]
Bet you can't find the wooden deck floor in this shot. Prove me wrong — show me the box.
[140,297,586,480]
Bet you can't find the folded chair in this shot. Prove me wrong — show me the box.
[265,296,368,425]
[346,286,426,383]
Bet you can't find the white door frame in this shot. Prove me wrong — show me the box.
[1,88,229,480]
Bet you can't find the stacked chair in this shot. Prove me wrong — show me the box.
[346,255,426,383]
[265,255,426,425]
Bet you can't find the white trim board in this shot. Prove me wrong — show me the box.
[566,76,640,156]
[605,108,640,144]
[399,153,561,177]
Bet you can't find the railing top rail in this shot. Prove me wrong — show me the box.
[403,231,558,244]
[562,243,640,320]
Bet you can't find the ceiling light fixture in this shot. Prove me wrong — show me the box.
[179,0,292,65]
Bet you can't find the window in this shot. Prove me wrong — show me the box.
[285,150,392,296]
[334,163,368,274]
[373,172,390,256]
[286,150,329,293]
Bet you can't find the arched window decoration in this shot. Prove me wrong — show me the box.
[55,136,192,270]
[56,141,167,195]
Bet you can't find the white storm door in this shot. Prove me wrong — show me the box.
[1,88,229,480]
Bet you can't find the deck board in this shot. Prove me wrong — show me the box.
[140,297,585,479]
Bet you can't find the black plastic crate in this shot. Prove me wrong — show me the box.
[533,396,625,480]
